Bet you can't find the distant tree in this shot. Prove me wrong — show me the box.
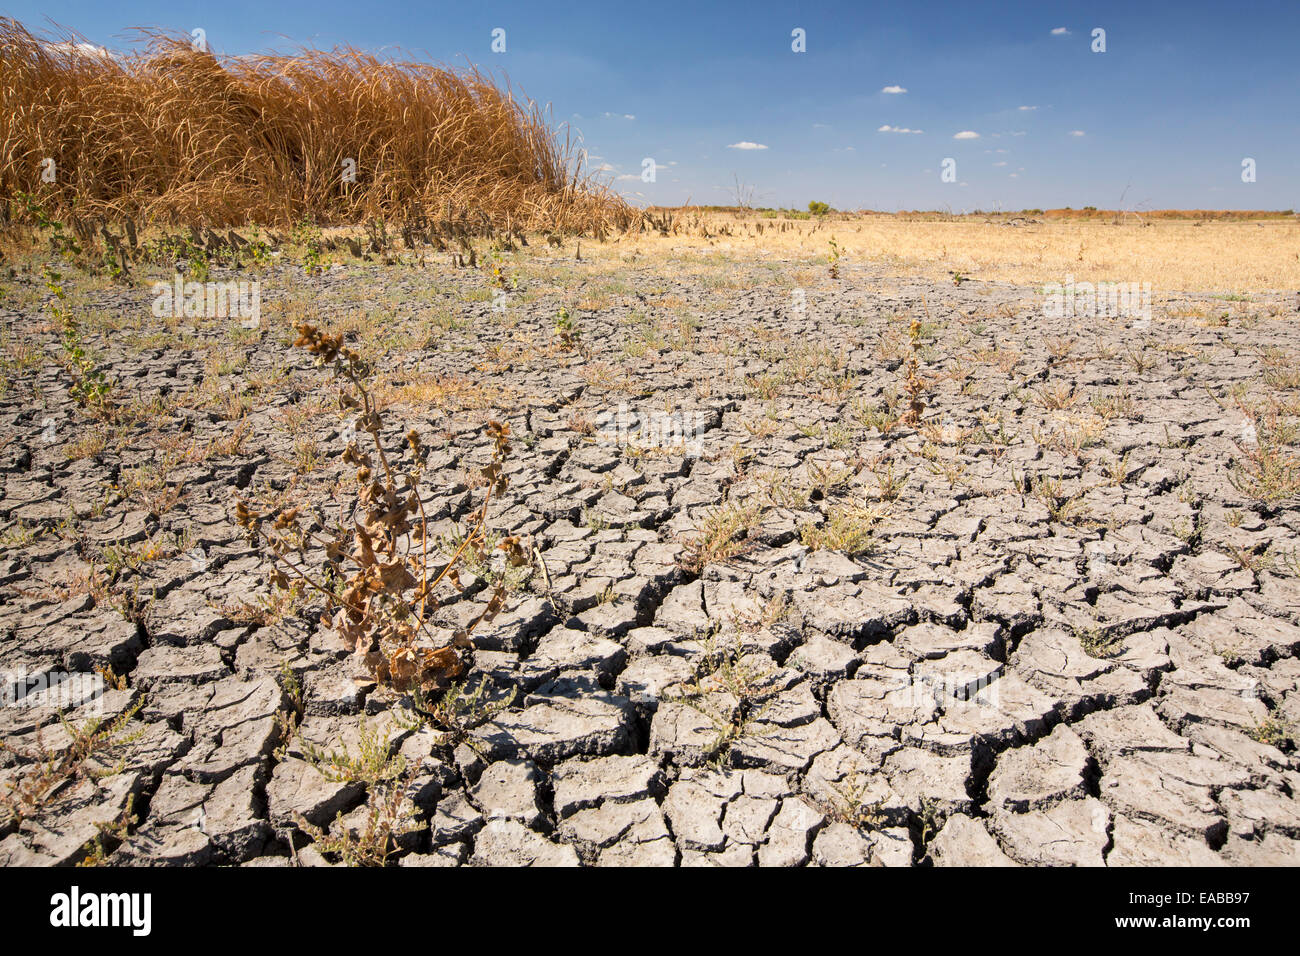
[808,200,831,216]
[727,174,757,209]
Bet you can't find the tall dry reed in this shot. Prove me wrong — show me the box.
[0,19,633,232]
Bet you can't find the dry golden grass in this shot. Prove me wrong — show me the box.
[0,18,632,232]
[604,212,1300,293]
[374,373,504,413]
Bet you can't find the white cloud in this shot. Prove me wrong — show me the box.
[993,161,1007,167]
[881,85,907,94]
[878,124,923,134]
[1051,27,1070,35]
[953,130,980,140]
[43,41,113,60]
[602,112,636,120]
[1068,130,1086,136]
[726,141,768,150]
[1018,105,1038,111]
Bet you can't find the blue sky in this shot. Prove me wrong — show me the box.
[7,0,1298,210]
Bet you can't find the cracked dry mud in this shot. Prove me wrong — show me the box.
[3,246,1299,867]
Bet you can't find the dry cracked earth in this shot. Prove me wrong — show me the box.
[3,246,1300,867]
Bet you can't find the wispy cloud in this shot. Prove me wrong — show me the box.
[953,130,980,140]
[1018,105,1038,111]
[878,124,923,134]
[602,112,636,120]
[1051,27,1070,35]
[727,141,768,150]
[42,41,113,59]
[881,85,907,94]
[1068,129,1086,136]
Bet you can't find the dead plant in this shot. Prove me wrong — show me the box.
[236,322,528,693]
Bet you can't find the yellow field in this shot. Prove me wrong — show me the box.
[612,214,1300,293]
